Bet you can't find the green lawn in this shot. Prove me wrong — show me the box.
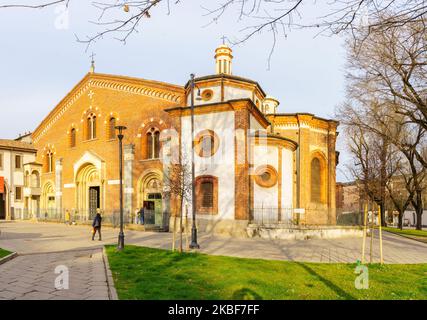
[105,245,427,300]
[382,227,427,238]
[0,248,12,259]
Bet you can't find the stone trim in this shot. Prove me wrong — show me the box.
[102,246,119,300]
[0,252,18,266]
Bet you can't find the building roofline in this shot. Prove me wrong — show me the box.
[0,140,37,153]
[184,74,267,96]
[165,98,271,128]
[270,113,339,124]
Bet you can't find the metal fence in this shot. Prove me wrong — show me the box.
[17,208,169,229]
[336,211,364,226]
[250,207,295,226]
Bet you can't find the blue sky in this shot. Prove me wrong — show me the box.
[0,1,350,181]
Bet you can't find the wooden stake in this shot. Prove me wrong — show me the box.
[370,201,374,264]
[361,202,368,264]
[185,204,189,251]
[378,203,384,264]
[172,212,177,252]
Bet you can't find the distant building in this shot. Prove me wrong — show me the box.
[336,181,363,213]
[15,131,33,144]
[0,139,38,220]
[336,179,427,227]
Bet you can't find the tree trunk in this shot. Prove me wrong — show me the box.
[413,191,423,230]
[416,207,423,230]
[380,203,387,227]
[398,212,403,230]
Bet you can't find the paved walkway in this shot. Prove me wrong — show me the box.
[0,248,109,300]
[1,221,427,300]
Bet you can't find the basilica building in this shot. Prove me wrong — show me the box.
[29,44,338,235]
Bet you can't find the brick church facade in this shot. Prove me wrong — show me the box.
[24,44,338,234]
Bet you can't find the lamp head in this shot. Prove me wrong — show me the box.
[196,88,202,101]
[115,125,127,138]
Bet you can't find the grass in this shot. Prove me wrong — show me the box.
[0,248,12,259]
[105,245,427,300]
[382,227,427,238]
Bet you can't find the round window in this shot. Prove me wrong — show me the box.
[201,89,214,101]
[254,165,278,188]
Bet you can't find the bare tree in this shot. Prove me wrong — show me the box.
[340,14,427,229]
[346,16,427,164]
[338,99,404,226]
[2,1,426,52]
[162,149,192,253]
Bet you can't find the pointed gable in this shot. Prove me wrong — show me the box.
[32,73,185,144]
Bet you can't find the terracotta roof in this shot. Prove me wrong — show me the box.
[0,139,37,152]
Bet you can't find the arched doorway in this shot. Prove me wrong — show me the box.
[138,172,163,226]
[76,163,102,219]
[41,181,55,218]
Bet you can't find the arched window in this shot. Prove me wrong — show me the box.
[87,113,97,140]
[154,130,160,158]
[25,171,30,187]
[195,176,218,215]
[70,128,76,147]
[31,171,40,188]
[145,128,160,159]
[108,117,116,140]
[46,150,54,173]
[201,181,214,208]
[311,157,323,203]
[194,130,220,158]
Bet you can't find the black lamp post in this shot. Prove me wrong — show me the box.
[189,74,200,249]
[115,125,127,251]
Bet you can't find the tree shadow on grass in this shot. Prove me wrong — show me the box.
[295,262,356,300]
[232,288,263,300]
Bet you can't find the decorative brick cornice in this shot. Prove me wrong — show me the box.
[32,73,185,144]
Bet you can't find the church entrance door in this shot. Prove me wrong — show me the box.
[75,163,102,220]
[138,172,163,227]
[143,193,162,226]
[89,186,100,218]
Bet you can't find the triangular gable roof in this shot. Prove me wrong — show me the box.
[32,72,185,144]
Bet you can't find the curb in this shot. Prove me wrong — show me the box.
[384,230,427,245]
[0,252,18,266]
[102,246,119,300]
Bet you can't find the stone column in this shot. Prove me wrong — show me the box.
[124,144,135,219]
[55,158,63,218]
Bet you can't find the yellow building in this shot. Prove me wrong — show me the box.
[27,44,338,235]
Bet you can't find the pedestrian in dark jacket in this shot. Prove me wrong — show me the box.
[92,212,102,241]
[138,207,145,225]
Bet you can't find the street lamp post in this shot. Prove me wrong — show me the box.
[115,125,127,251]
[189,73,200,249]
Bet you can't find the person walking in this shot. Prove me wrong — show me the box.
[92,211,102,241]
[138,207,145,225]
[134,209,139,224]
[65,210,71,226]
